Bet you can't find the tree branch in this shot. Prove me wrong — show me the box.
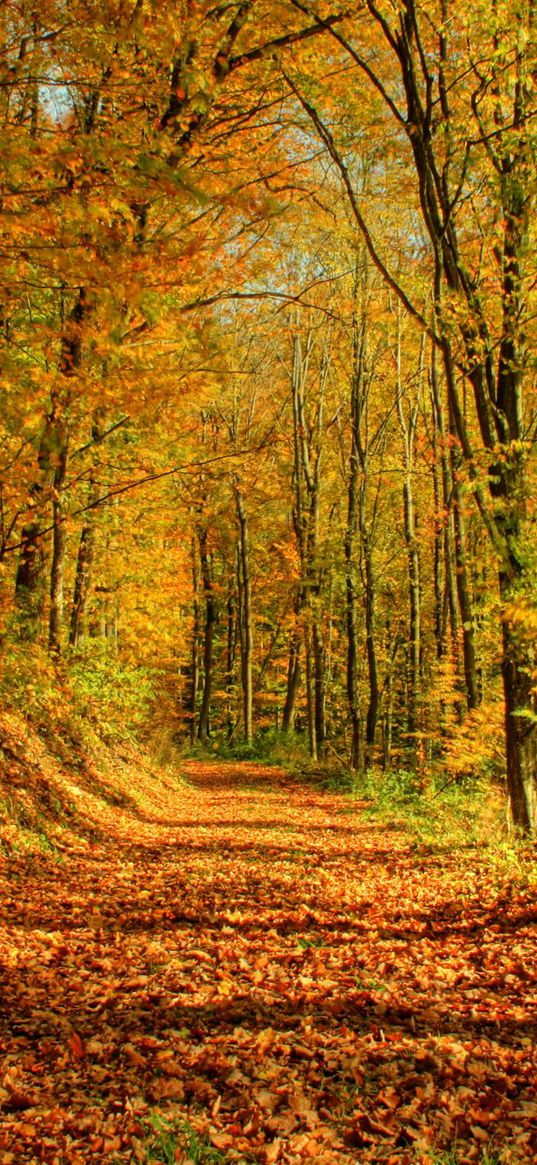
[228,9,353,73]
[283,70,436,342]
[3,449,261,557]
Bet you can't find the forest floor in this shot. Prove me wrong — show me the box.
[1,748,537,1165]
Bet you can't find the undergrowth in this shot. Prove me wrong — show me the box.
[0,640,185,857]
[429,1149,503,1165]
[143,1112,230,1164]
[306,763,537,889]
[182,727,312,767]
[0,639,157,747]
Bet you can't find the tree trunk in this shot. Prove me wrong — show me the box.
[501,608,537,832]
[450,442,479,711]
[312,615,325,759]
[69,516,95,648]
[430,348,460,659]
[381,625,401,771]
[14,518,46,639]
[14,288,86,650]
[189,536,200,744]
[431,439,444,661]
[345,559,363,770]
[226,581,236,740]
[396,320,421,746]
[403,476,421,741]
[48,418,69,655]
[283,630,301,733]
[305,630,317,762]
[197,528,216,746]
[439,348,480,711]
[288,328,326,761]
[363,538,379,763]
[69,411,104,648]
[235,485,253,744]
[344,283,364,771]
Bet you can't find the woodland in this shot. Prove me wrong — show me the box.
[2,0,537,823]
[1,1,537,1163]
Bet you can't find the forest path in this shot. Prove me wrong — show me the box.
[1,761,536,1164]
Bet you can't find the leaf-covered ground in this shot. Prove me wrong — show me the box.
[1,758,537,1164]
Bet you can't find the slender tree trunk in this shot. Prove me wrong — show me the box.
[189,536,200,744]
[439,351,480,711]
[107,595,119,652]
[345,553,363,770]
[312,615,325,759]
[14,517,46,639]
[14,289,86,650]
[305,629,317,762]
[450,442,479,711]
[396,321,421,746]
[283,629,301,733]
[48,421,69,654]
[431,437,444,661]
[501,598,537,832]
[363,538,379,762]
[402,474,421,741]
[288,328,327,760]
[69,411,104,648]
[382,688,393,771]
[69,516,95,647]
[226,581,236,740]
[381,624,402,771]
[345,290,364,771]
[197,529,215,745]
[430,358,460,657]
[235,485,253,744]
[49,289,86,654]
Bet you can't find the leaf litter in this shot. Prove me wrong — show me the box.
[0,759,536,1164]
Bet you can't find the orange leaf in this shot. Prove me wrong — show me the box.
[67,1032,86,1060]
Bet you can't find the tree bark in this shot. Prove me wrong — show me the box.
[381,626,400,771]
[235,484,253,744]
[312,616,325,759]
[363,536,379,762]
[288,330,327,759]
[69,411,105,648]
[197,528,216,745]
[189,535,200,744]
[395,318,421,746]
[449,435,479,711]
[226,580,236,740]
[69,516,95,648]
[426,349,456,661]
[305,629,317,762]
[283,628,301,733]
[48,417,69,655]
[14,288,86,651]
[14,518,46,639]
[501,607,537,833]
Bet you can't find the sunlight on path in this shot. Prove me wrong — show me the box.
[1,762,536,1164]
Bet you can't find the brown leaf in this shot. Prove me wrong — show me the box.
[264,1140,283,1163]
[5,1090,35,1112]
[124,1043,147,1067]
[67,1032,86,1060]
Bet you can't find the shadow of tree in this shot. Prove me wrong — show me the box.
[1,760,536,1164]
